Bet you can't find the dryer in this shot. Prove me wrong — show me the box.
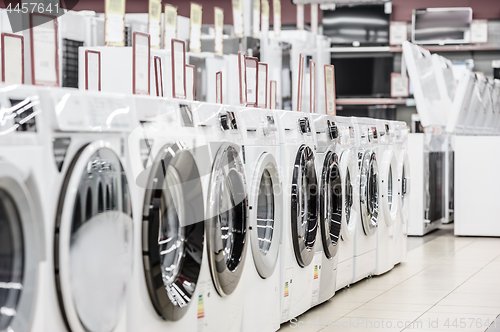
[334,117,357,291]
[351,117,380,283]
[2,86,136,332]
[277,110,319,323]
[374,120,399,276]
[239,107,282,332]
[125,96,206,332]
[310,113,341,305]
[191,102,249,332]
[0,85,45,332]
[393,121,410,265]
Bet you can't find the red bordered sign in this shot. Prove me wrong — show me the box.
[324,64,336,115]
[1,33,24,84]
[85,50,101,91]
[245,56,258,107]
[310,59,315,113]
[216,71,223,104]
[154,56,163,97]
[257,62,268,108]
[186,64,196,101]
[171,38,187,99]
[132,31,151,95]
[297,53,305,112]
[270,80,277,110]
[238,51,247,106]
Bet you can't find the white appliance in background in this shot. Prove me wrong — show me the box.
[335,117,357,291]
[351,117,380,283]
[2,86,136,332]
[239,107,283,332]
[191,102,249,332]
[374,120,398,276]
[432,54,457,121]
[482,82,497,135]
[464,74,488,135]
[277,110,319,322]
[446,71,476,135]
[393,121,410,265]
[125,96,206,331]
[0,85,45,332]
[493,80,500,133]
[260,38,290,110]
[310,113,342,305]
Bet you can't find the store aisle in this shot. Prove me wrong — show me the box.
[280,225,500,332]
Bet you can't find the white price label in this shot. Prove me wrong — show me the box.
[133,32,150,95]
[253,0,260,37]
[296,4,304,30]
[270,80,277,109]
[164,5,177,48]
[214,7,224,55]
[470,20,488,44]
[246,58,258,106]
[105,0,126,46]
[190,3,203,53]
[324,65,336,115]
[2,34,23,85]
[273,0,281,37]
[258,63,267,108]
[232,0,244,37]
[391,72,409,98]
[31,15,58,86]
[390,21,407,46]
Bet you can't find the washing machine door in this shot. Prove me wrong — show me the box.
[339,150,355,242]
[206,143,248,297]
[142,142,204,321]
[0,163,38,332]
[359,150,379,236]
[319,151,342,259]
[291,145,318,267]
[55,144,133,332]
[249,153,281,279]
[380,150,399,226]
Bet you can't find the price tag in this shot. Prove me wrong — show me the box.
[296,4,304,30]
[273,0,281,37]
[30,14,59,86]
[310,4,318,35]
[389,21,407,46]
[258,62,268,108]
[1,33,24,85]
[171,39,186,99]
[85,50,101,91]
[270,80,277,109]
[261,0,269,35]
[154,56,163,96]
[214,7,224,55]
[246,57,258,107]
[324,65,336,115]
[391,72,409,98]
[297,53,304,112]
[164,4,177,49]
[105,0,126,46]
[232,0,244,38]
[186,64,195,101]
[216,71,223,104]
[238,51,247,106]
[253,0,260,37]
[190,3,202,53]
[149,0,162,49]
[133,32,151,95]
[310,59,315,113]
[470,20,488,44]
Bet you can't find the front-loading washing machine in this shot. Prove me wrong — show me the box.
[2,86,136,332]
[191,102,249,332]
[374,120,399,276]
[125,96,206,332]
[334,117,357,291]
[351,117,380,283]
[393,121,410,266]
[310,113,342,306]
[277,110,319,323]
[0,85,46,332]
[239,107,283,332]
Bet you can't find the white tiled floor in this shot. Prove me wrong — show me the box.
[280,225,500,332]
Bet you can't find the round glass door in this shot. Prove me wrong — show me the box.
[291,145,318,267]
[359,151,379,236]
[206,144,248,296]
[0,190,23,331]
[320,152,342,259]
[256,169,274,255]
[142,142,204,321]
[55,147,133,332]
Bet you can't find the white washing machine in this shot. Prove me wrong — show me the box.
[0,85,45,332]
[191,102,249,332]
[125,96,206,331]
[393,121,410,265]
[374,120,399,276]
[239,107,282,332]
[351,117,380,283]
[310,113,341,305]
[2,86,136,332]
[277,110,319,323]
[334,117,357,291]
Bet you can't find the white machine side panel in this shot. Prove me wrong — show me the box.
[407,133,425,236]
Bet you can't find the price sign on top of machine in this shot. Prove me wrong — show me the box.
[171,39,186,99]
[186,64,196,101]
[253,0,260,37]
[238,51,247,105]
[261,0,270,34]
[85,50,101,91]
[163,4,177,48]
[154,56,163,97]
[189,3,202,53]
[273,0,281,37]
[132,32,150,95]
[324,64,336,115]
[297,53,305,112]
[30,13,59,86]
[232,0,244,38]
[270,80,277,109]
[258,62,268,108]
[310,59,315,113]
[214,7,224,55]
[105,0,126,46]
[246,57,259,107]
[148,0,161,49]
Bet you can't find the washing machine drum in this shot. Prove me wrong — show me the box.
[320,151,342,259]
[359,150,379,236]
[55,146,133,332]
[0,166,38,332]
[206,144,248,297]
[142,142,204,321]
[291,145,318,267]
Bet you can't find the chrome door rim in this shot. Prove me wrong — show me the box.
[359,150,379,236]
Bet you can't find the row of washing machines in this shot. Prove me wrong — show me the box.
[0,85,410,332]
